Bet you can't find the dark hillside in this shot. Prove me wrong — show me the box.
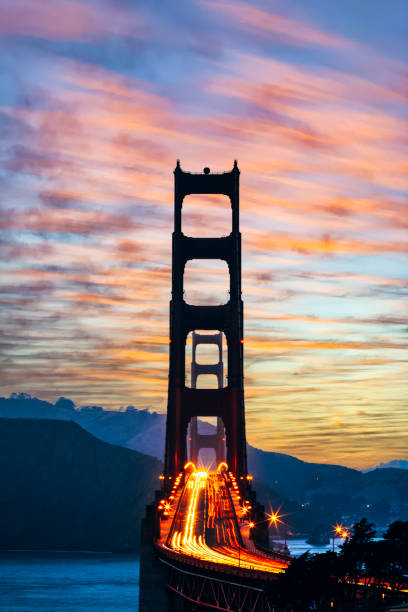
[1,396,407,532]
[0,418,162,552]
[247,445,360,502]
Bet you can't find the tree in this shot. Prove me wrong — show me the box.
[271,551,343,611]
[270,518,407,610]
[338,518,376,604]
[340,517,376,568]
[382,520,408,591]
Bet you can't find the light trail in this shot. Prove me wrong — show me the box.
[160,469,289,576]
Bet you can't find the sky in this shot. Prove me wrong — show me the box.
[0,0,407,470]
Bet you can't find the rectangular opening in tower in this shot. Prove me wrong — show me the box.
[185,330,227,388]
[184,259,229,305]
[195,373,219,389]
[182,194,232,238]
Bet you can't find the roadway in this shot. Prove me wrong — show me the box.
[156,465,289,577]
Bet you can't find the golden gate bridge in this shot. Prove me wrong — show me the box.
[139,162,291,611]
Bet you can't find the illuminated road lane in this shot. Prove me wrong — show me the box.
[158,470,289,575]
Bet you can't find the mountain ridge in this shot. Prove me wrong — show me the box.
[0,416,162,551]
[1,394,407,531]
[0,393,362,470]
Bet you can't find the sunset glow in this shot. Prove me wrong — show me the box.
[0,0,406,469]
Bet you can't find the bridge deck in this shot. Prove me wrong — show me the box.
[156,469,290,580]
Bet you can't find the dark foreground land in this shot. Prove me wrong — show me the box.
[0,418,161,552]
[267,518,408,611]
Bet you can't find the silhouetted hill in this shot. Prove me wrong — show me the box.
[247,449,408,535]
[0,417,162,552]
[0,394,212,458]
[0,394,161,452]
[247,445,359,502]
[1,394,407,531]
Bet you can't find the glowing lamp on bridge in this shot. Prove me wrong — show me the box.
[249,522,255,529]
[266,508,285,528]
[159,475,165,480]
[246,475,253,481]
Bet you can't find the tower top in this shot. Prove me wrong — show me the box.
[173,161,240,198]
[174,160,239,175]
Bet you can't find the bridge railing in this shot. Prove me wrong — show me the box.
[253,541,292,564]
[155,543,283,583]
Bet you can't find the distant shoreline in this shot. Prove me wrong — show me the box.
[0,549,139,555]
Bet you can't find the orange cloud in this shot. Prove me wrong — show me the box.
[245,337,407,352]
[247,230,408,256]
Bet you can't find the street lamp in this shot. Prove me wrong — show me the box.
[332,524,343,552]
[269,514,277,550]
[266,508,286,552]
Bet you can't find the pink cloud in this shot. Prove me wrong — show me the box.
[0,208,135,235]
[2,55,405,263]
[202,0,354,49]
[0,0,148,41]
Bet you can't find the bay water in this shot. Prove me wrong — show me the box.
[0,540,335,611]
[0,553,140,611]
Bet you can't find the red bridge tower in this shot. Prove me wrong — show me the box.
[164,161,248,487]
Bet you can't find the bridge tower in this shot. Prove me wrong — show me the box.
[164,160,247,489]
[189,331,225,467]
[139,162,272,612]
